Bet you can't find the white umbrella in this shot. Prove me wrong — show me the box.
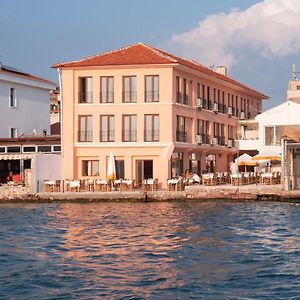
[235,153,257,166]
[106,152,116,181]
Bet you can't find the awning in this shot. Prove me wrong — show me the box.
[0,154,35,160]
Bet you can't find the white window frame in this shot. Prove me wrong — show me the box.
[9,87,17,108]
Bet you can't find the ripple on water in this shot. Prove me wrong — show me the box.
[0,202,299,299]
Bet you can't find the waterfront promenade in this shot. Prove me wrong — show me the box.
[1,183,300,203]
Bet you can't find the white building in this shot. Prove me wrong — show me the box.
[238,77,300,189]
[0,64,56,138]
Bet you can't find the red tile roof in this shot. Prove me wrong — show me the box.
[52,43,268,99]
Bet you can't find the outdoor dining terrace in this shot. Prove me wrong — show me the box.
[43,171,282,193]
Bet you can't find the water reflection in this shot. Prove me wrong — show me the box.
[0,202,299,299]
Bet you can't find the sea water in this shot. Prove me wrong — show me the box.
[0,202,299,299]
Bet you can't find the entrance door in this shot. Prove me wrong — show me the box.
[136,160,153,187]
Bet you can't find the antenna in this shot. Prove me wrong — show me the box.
[209,64,215,70]
[292,64,299,80]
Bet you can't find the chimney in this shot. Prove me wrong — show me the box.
[215,66,227,76]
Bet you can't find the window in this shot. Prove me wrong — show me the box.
[78,77,93,103]
[53,145,61,152]
[23,146,36,153]
[123,76,137,102]
[171,152,183,177]
[197,120,209,144]
[37,145,51,153]
[7,146,21,153]
[183,79,188,104]
[176,76,181,103]
[82,160,99,176]
[122,115,137,142]
[145,75,159,102]
[116,160,125,179]
[10,128,17,138]
[78,115,93,142]
[9,88,17,107]
[228,125,234,139]
[100,76,114,103]
[0,147,6,153]
[206,154,216,173]
[176,116,186,142]
[265,126,274,146]
[144,114,159,141]
[100,115,115,142]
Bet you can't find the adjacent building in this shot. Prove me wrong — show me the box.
[0,64,56,137]
[238,73,300,190]
[53,43,267,188]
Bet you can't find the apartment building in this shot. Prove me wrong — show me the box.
[0,64,56,137]
[53,43,267,187]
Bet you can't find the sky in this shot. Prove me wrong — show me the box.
[1,0,300,110]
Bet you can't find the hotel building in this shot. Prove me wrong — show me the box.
[53,43,267,188]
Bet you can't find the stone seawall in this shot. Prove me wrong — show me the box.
[1,184,300,203]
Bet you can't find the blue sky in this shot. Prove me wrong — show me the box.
[1,0,299,110]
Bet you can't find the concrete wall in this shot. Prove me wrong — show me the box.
[31,154,62,193]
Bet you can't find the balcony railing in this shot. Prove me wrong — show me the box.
[176,131,187,143]
[207,100,212,110]
[122,91,137,103]
[78,131,93,142]
[196,133,210,144]
[145,90,159,102]
[176,92,182,103]
[122,130,137,142]
[183,94,189,105]
[144,130,159,142]
[78,92,93,103]
[100,130,115,142]
[213,136,226,146]
[100,91,114,103]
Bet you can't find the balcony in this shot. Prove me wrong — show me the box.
[122,91,137,103]
[100,130,115,142]
[100,91,114,103]
[78,92,93,103]
[145,90,159,102]
[176,131,187,143]
[122,130,137,142]
[144,130,159,142]
[78,131,93,142]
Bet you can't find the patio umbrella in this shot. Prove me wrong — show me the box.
[235,153,257,166]
[252,150,281,161]
[106,152,116,181]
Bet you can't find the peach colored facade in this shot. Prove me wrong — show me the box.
[54,43,267,188]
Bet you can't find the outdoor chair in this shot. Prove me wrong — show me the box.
[230,173,244,186]
[86,179,94,192]
[202,173,216,186]
[55,180,61,192]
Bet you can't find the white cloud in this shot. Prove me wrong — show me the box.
[169,0,300,68]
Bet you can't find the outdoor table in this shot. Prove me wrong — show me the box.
[44,180,56,192]
[68,180,80,192]
[95,180,108,191]
[121,180,133,191]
